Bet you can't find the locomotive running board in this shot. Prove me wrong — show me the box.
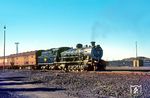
[54,61,83,64]
[38,63,54,65]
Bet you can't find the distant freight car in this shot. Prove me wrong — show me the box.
[0,50,43,69]
[0,56,10,68]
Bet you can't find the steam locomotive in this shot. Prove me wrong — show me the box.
[38,41,106,71]
[0,41,106,71]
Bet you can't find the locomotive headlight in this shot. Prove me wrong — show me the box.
[44,58,47,62]
[94,60,98,63]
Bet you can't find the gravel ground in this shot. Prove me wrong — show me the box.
[0,70,150,98]
[0,92,16,98]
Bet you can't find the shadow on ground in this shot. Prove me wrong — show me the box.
[0,76,66,92]
[0,87,66,92]
[0,91,17,98]
[0,76,43,85]
[0,76,27,81]
[0,81,43,85]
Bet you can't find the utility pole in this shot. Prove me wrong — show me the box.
[136,41,138,59]
[3,25,6,70]
[15,42,19,54]
[133,41,138,67]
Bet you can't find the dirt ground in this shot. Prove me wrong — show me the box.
[0,69,150,98]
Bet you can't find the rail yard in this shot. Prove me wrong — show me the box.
[0,42,150,98]
[0,41,149,72]
[1,0,150,98]
[0,69,150,98]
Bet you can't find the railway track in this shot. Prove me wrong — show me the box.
[105,66,150,71]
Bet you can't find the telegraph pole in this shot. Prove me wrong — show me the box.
[136,41,138,59]
[3,26,6,70]
[15,42,19,54]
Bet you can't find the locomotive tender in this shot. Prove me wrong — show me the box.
[0,42,106,71]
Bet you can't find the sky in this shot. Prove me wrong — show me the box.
[0,0,150,60]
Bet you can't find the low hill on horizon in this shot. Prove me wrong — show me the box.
[122,56,150,61]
